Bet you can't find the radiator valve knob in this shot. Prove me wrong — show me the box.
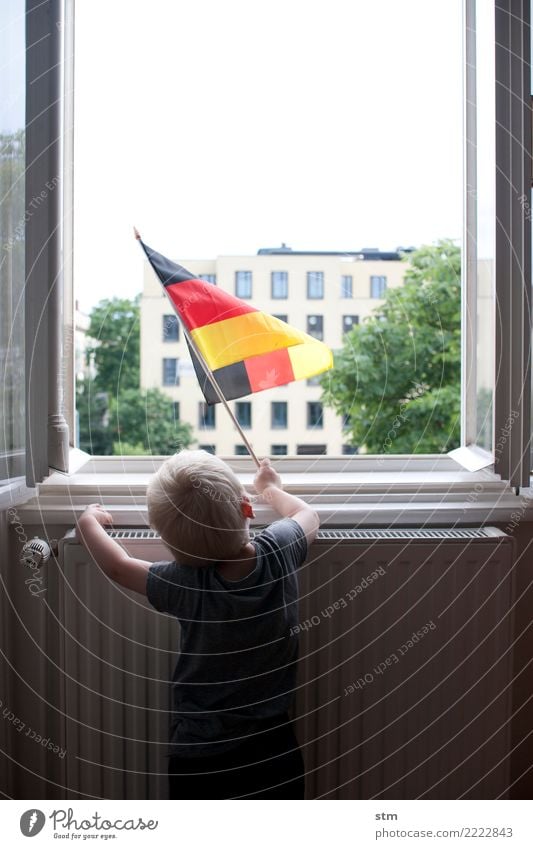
[20,538,51,568]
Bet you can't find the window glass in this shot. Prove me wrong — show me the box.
[73,1,463,460]
[199,403,216,429]
[307,315,324,340]
[342,315,359,334]
[0,0,25,483]
[307,271,324,299]
[235,270,252,298]
[271,271,288,299]
[340,275,353,298]
[236,401,252,428]
[163,314,179,341]
[162,358,179,385]
[370,275,387,298]
[307,401,324,428]
[271,401,288,429]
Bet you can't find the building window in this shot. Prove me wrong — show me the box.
[307,271,324,299]
[273,314,288,323]
[173,401,180,420]
[235,270,252,298]
[370,275,387,298]
[198,444,216,454]
[271,444,288,455]
[342,315,359,334]
[199,402,216,429]
[307,401,323,428]
[235,444,249,455]
[162,358,179,386]
[271,271,288,299]
[342,444,359,455]
[163,314,179,342]
[296,444,327,455]
[271,401,288,429]
[235,401,252,429]
[340,275,353,298]
[307,315,324,340]
[200,274,217,284]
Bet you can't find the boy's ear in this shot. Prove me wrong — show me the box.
[241,497,255,519]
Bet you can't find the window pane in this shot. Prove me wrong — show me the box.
[307,271,324,299]
[235,270,252,298]
[271,271,288,299]
[306,315,324,340]
[297,444,327,455]
[307,401,323,428]
[271,401,287,428]
[163,314,179,341]
[473,0,495,451]
[370,275,387,298]
[273,314,288,323]
[162,358,179,385]
[342,444,359,455]
[198,443,216,454]
[271,444,288,455]
[0,2,25,483]
[235,401,252,428]
[340,275,353,298]
[199,402,216,429]
[74,1,463,460]
[342,315,359,334]
[235,444,249,455]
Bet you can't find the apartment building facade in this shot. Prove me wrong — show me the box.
[140,246,408,456]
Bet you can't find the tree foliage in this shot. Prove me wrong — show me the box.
[321,240,461,454]
[77,296,193,455]
[87,296,141,393]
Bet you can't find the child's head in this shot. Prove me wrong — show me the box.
[146,449,251,565]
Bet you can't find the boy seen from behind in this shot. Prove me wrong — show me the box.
[76,450,319,799]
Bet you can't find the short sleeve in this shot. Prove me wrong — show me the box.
[146,561,183,614]
[253,517,308,574]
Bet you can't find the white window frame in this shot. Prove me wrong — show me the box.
[11,0,533,523]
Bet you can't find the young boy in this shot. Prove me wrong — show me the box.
[76,450,319,800]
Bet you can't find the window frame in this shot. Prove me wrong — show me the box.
[16,0,533,510]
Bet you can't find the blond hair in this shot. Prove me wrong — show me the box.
[146,450,249,564]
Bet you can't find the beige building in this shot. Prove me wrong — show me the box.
[140,246,408,456]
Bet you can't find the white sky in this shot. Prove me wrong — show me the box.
[74,0,463,312]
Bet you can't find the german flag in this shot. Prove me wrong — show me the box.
[138,238,333,404]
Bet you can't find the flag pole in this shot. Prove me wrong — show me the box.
[134,227,261,468]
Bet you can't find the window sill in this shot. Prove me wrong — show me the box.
[15,450,531,527]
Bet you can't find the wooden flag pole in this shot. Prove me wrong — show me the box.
[134,227,261,468]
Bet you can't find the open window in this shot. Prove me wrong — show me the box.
[7,1,532,503]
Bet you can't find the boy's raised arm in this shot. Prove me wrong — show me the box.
[76,504,151,595]
[253,460,320,546]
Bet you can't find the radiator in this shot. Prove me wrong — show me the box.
[58,526,515,799]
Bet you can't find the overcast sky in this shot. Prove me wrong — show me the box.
[73,0,463,312]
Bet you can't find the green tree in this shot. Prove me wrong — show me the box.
[87,296,141,393]
[321,240,461,454]
[77,296,194,455]
[110,387,193,455]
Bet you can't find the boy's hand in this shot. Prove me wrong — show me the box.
[77,504,114,531]
[253,458,282,494]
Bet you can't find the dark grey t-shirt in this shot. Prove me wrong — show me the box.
[146,517,308,758]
